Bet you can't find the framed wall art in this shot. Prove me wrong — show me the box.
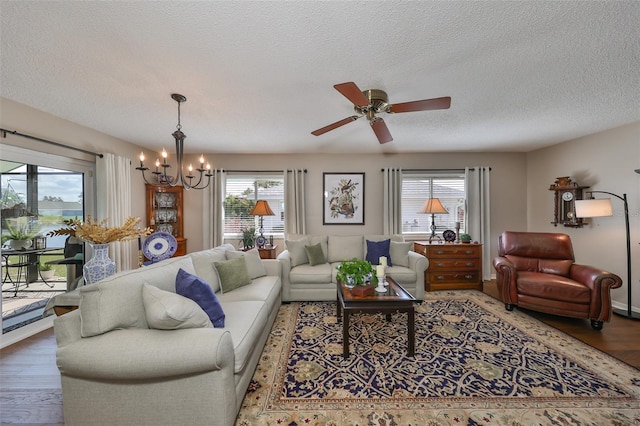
[323,172,365,225]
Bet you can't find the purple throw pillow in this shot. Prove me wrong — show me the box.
[365,239,392,266]
[175,268,225,328]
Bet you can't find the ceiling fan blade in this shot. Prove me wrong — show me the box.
[370,118,393,144]
[334,82,370,107]
[387,96,451,113]
[311,115,360,136]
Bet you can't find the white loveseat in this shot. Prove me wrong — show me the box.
[54,244,281,426]
[277,234,428,302]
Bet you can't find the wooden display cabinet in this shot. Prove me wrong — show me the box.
[413,241,483,292]
[145,184,187,257]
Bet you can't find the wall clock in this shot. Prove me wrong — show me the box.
[549,176,588,227]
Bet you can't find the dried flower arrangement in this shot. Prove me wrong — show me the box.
[48,216,151,244]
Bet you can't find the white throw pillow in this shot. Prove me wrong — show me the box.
[390,241,412,267]
[188,247,228,293]
[226,249,267,279]
[286,237,310,266]
[142,284,213,330]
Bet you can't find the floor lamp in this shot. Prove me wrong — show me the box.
[575,191,638,320]
[418,198,448,243]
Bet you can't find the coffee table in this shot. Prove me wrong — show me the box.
[336,276,416,358]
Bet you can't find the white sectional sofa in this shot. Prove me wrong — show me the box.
[277,234,429,302]
[53,244,280,426]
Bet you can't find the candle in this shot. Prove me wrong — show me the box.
[379,256,387,267]
[376,264,385,276]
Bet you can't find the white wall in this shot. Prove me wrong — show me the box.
[181,152,528,265]
[527,121,640,314]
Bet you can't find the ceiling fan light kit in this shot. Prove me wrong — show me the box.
[311,81,451,144]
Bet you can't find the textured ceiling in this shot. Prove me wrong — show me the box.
[1,1,639,154]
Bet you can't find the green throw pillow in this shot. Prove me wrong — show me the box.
[305,243,326,266]
[213,256,252,293]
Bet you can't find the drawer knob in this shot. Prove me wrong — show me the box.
[436,263,445,267]
[435,250,445,255]
[465,274,473,279]
[465,262,474,267]
[465,250,474,254]
[436,275,445,280]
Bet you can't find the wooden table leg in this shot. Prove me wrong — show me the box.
[343,310,350,358]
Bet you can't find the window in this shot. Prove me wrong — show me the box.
[223,174,285,238]
[401,172,466,235]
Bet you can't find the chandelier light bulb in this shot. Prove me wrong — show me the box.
[162,149,168,159]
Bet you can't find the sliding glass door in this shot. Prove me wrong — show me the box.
[0,145,95,334]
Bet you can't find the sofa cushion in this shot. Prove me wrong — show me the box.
[290,263,334,284]
[214,257,252,293]
[142,284,213,330]
[327,235,363,262]
[221,301,270,374]
[286,237,310,266]
[305,243,327,266]
[390,241,412,268]
[365,239,391,266]
[78,256,198,337]
[175,268,225,327]
[226,249,267,279]
[187,246,228,293]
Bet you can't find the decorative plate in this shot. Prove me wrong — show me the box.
[143,232,178,261]
[442,229,456,242]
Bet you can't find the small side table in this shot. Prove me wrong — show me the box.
[257,245,277,259]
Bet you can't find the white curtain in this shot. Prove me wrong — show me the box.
[465,166,491,280]
[284,169,306,235]
[96,153,134,271]
[382,168,403,235]
[203,169,226,248]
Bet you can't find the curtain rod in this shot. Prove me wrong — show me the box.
[1,128,104,158]
[224,169,307,173]
[381,167,491,172]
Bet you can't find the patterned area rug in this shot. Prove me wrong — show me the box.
[236,291,640,425]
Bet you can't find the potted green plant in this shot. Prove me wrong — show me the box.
[5,217,41,250]
[39,262,55,280]
[241,226,256,249]
[336,258,377,296]
[459,233,472,243]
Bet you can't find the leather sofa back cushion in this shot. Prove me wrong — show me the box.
[499,231,575,260]
[505,255,572,276]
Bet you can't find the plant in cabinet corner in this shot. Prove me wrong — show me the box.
[336,258,377,287]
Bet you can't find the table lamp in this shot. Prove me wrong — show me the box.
[418,198,448,243]
[250,200,275,248]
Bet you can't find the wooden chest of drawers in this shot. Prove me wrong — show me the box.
[413,241,483,292]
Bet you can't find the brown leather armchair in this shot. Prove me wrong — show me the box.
[493,231,622,330]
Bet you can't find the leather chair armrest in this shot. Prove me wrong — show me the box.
[570,263,623,321]
[493,256,517,304]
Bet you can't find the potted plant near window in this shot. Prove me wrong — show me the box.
[5,216,41,250]
[336,258,378,296]
[241,226,256,250]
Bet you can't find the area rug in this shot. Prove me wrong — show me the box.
[236,290,640,425]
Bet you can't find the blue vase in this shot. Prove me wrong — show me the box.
[83,243,116,284]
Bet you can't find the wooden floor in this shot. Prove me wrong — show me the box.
[1,281,638,425]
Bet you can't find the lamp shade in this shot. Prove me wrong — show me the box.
[575,199,613,218]
[418,198,448,214]
[250,200,275,216]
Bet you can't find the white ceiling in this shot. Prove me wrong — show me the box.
[1,1,639,155]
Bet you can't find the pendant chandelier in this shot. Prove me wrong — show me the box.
[136,93,213,190]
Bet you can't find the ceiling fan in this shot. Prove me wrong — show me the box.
[311,81,451,144]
